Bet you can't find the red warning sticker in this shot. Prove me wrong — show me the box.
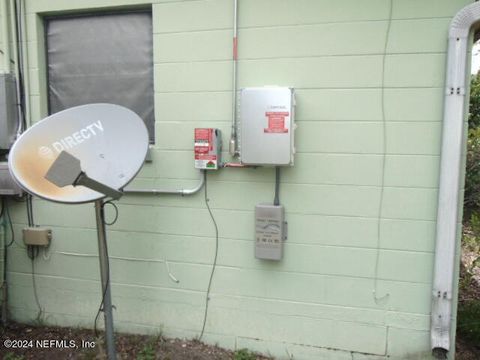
[264,112,289,133]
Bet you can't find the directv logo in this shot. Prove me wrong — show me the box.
[38,121,104,158]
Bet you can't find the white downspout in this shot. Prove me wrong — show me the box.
[431,2,480,357]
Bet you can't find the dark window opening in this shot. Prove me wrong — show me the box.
[46,11,155,142]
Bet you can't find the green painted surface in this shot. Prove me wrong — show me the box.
[0,0,475,359]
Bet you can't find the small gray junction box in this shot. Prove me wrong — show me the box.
[255,204,286,261]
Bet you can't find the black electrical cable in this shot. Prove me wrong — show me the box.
[27,245,42,321]
[0,198,4,219]
[94,201,112,337]
[4,199,15,248]
[26,195,34,227]
[102,201,119,226]
[273,166,281,206]
[199,171,219,340]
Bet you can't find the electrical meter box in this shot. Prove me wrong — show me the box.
[240,87,295,166]
[0,73,18,151]
[255,204,287,261]
[194,128,222,170]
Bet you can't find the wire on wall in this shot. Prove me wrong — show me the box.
[27,245,43,322]
[274,167,281,206]
[199,171,219,340]
[372,0,393,305]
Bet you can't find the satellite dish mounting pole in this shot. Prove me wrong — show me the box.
[95,199,116,360]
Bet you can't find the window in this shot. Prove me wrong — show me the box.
[45,11,155,142]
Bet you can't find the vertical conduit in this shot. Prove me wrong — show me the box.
[1,0,11,73]
[229,0,239,156]
[432,2,480,357]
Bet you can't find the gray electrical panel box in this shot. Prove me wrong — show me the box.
[240,87,295,166]
[255,204,287,261]
[0,73,18,150]
[0,162,22,196]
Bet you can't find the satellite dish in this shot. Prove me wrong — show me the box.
[8,103,148,203]
[8,103,149,360]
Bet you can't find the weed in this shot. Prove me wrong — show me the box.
[234,348,257,360]
[137,338,157,360]
[3,353,25,360]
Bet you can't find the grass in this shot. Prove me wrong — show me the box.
[234,348,258,360]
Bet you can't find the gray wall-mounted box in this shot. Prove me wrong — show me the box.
[0,73,18,150]
[0,162,22,196]
[23,227,52,246]
[240,87,295,166]
[255,204,286,261]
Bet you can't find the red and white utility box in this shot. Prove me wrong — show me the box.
[240,87,295,166]
[194,128,222,170]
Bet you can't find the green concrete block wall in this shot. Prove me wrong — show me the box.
[0,0,474,359]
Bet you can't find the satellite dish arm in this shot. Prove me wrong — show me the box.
[75,174,122,200]
[45,151,122,200]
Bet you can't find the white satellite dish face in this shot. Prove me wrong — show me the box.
[8,103,149,203]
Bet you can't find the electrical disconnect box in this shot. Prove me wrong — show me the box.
[240,87,295,166]
[255,204,287,261]
[0,73,18,151]
[194,128,222,170]
[0,162,22,195]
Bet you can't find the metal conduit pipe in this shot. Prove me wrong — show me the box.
[1,0,11,73]
[17,0,29,127]
[228,0,239,156]
[431,2,480,357]
[9,0,23,137]
[123,170,205,195]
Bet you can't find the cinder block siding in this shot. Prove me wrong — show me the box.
[0,0,473,359]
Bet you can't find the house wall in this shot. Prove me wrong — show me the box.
[0,0,474,359]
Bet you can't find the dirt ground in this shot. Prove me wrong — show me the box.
[0,322,269,360]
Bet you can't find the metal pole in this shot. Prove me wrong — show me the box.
[94,200,116,360]
[1,218,7,326]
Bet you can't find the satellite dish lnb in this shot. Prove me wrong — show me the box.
[8,104,148,203]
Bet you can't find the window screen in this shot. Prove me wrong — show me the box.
[46,11,155,142]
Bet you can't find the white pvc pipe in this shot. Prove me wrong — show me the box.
[1,0,11,73]
[431,2,480,356]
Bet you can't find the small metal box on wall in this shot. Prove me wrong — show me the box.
[0,73,18,151]
[239,87,295,166]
